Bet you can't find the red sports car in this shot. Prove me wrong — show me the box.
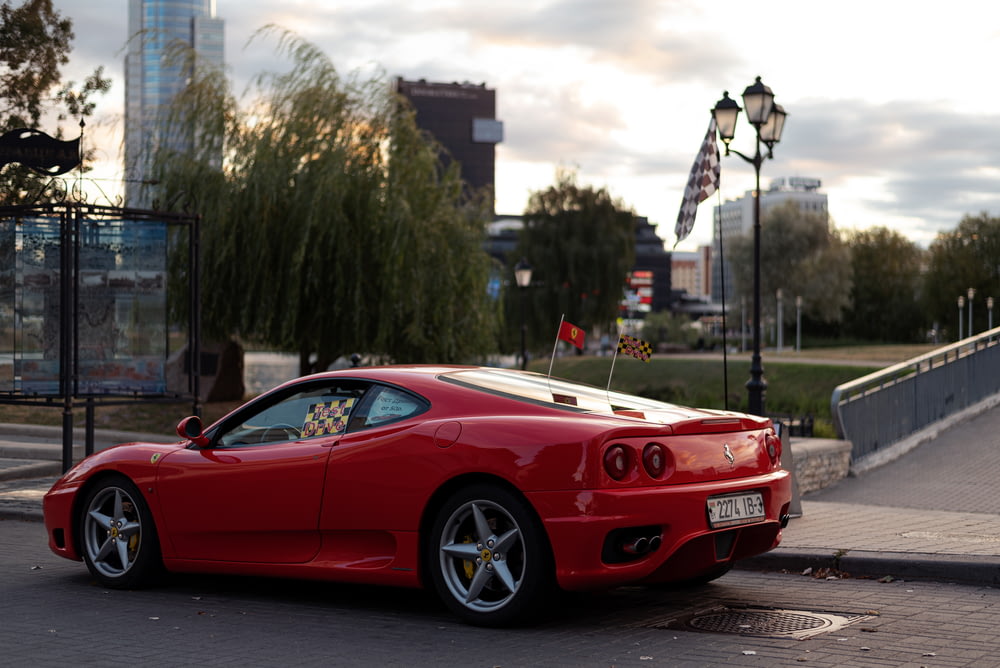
[43,365,792,626]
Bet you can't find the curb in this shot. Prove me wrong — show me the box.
[0,507,44,523]
[0,460,61,482]
[0,423,176,446]
[737,547,1000,587]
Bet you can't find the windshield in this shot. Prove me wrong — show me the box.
[442,367,689,416]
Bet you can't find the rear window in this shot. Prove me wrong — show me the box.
[440,367,681,415]
[359,385,427,427]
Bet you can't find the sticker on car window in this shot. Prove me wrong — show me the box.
[366,390,419,425]
[302,398,355,436]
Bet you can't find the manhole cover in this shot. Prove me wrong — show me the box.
[643,605,873,640]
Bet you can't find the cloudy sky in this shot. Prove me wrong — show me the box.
[52,0,1000,250]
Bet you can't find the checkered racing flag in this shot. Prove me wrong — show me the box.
[617,334,653,363]
[674,117,720,247]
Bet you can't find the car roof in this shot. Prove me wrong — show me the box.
[288,365,753,428]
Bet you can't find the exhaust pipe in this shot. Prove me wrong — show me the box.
[622,537,650,555]
[621,534,662,556]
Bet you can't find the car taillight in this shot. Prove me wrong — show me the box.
[642,442,667,478]
[604,444,630,480]
[765,430,781,464]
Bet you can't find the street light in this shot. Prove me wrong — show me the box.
[795,295,803,352]
[776,289,783,353]
[713,77,788,416]
[958,295,965,340]
[514,258,533,370]
[988,296,994,330]
[968,287,976,336]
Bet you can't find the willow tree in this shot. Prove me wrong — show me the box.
[151,30,499,372]
[514,170,636,352]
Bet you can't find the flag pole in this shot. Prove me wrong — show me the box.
[716,189,729,410]
[606,321,625,399]
[547,314,566,380]
[674,115,723,406]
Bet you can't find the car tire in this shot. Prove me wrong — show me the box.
[427,484,554,627]
[79,474,163,589]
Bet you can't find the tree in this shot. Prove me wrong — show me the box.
[514,170,635,352]
[728,201,851,329]
[842,227,926,342]
[0,0,71,128]
[0,0,110,204]
[922,212,1000,338]
[151,30,499,373]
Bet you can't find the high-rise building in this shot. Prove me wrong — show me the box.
[671,246,713,300]
[124,0,224,208]
[711,177,828,302]
[395,78,503,215]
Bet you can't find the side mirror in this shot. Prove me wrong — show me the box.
[176,416,210,448]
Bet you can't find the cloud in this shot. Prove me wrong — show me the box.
[48,0,1000,248]
[777,99,1000,237]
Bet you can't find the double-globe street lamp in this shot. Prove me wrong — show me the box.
[712,77,788,416]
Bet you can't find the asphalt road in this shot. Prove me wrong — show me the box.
[4,520,1000,667]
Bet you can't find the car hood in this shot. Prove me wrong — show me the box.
[52,439,189,486]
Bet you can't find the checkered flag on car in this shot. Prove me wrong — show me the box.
[674,117,720,247]
[617,334,652,363]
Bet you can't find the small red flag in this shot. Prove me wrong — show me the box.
[558,320,586,349]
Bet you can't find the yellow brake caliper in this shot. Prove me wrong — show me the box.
[462,534,476,580]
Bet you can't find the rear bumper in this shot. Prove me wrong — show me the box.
[528,469,792,590]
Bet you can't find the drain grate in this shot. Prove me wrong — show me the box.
[643,605,873,640]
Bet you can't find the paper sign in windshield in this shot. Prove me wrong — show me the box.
[302,398,355,436]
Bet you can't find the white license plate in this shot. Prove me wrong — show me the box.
[707,492,765,528]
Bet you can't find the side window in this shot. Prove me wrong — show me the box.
[215,382,367,447]
[354,385,428,429]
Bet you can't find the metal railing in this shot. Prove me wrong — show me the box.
[831,328,1000,464]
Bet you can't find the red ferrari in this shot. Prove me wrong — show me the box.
[43,365,792,626]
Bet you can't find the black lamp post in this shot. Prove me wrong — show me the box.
[968,287,976,336]
[712,76,787,416]
[958,295,965,340]
[514,258,533,370]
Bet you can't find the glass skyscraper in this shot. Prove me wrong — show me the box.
[124,0,224,208]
